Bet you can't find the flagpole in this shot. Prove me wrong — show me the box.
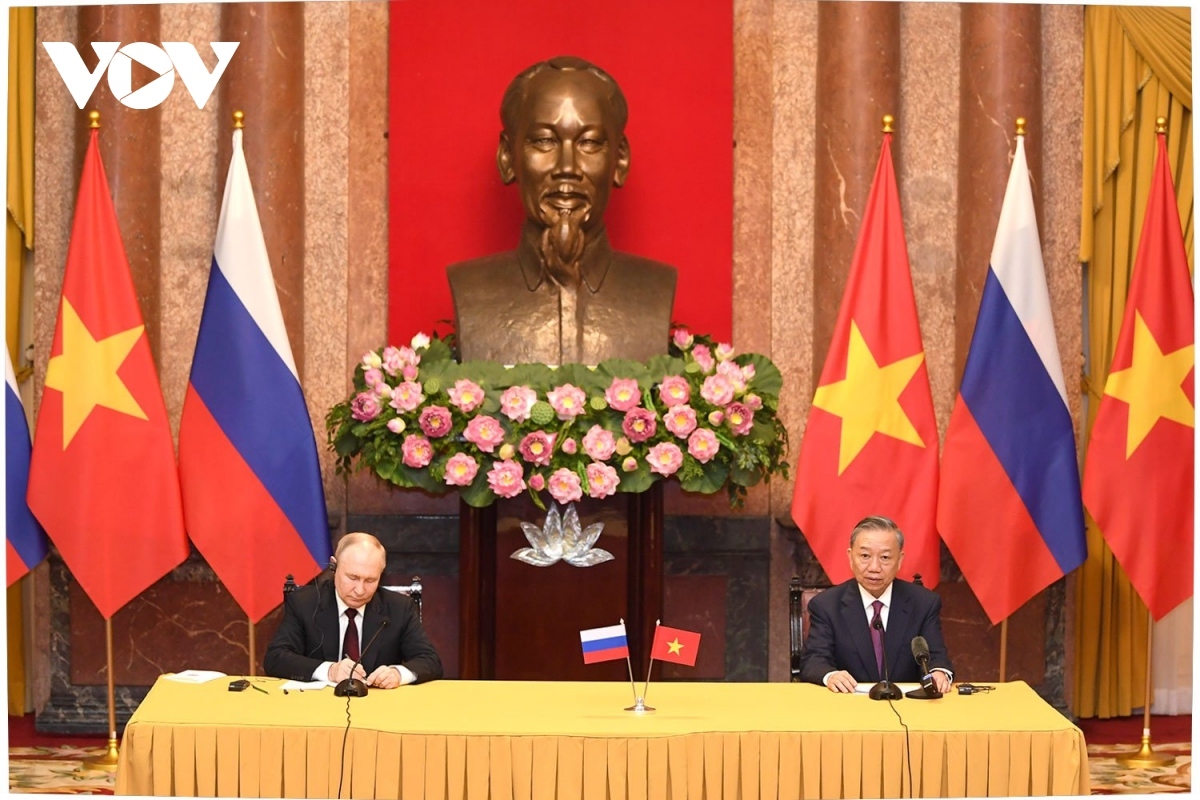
[620,618,639,705]
[624,619,656,714]
[1116,609,1174,768]
[248,616,256,676]
[83,618,120,771]
[642,619,660,701]
[998,618,1008,682]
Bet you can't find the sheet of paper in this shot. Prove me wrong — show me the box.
[281,679,333,691]
[853,682,920,694]
[163,670,227,684]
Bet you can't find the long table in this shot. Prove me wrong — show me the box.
[115,678,1088,798]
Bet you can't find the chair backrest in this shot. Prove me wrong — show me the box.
[282,574,424,622]
[788,577,830,682]
[381,577,423,622]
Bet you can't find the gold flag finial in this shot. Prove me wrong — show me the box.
[88,110,100,129]
[233,110,244,129]
[882,114,894,134]
[1015,117,1026,136]
[1156,116,1167,134]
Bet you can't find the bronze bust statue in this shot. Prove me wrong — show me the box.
[448,56,677,365]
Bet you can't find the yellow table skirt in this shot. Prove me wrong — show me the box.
[115,678,1088,798]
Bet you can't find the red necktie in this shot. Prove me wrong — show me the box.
[343,608,360,662]
[871,600,884,679]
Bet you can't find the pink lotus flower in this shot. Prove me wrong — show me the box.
[701,374,735,406]
[547,384,587,420]
[401,434,433,468]
[647,442,684,477]
[725,402,754,436]
[361,350,382,370]
[744,393,763,411]
[499,443,516,460]
[386,418,405,434]
[622,408,657,443]
[389,381,425,413]
[529,473,546,492]
[444,453,480,486]
[672,327,694,350]
[605,378,642,411]
[586,462,620,499]
[449,379,485,413]
[500,386,538,422]
[486,459,526,498]
[464,415,506,453]
[741,363,756,382]
[561,437,578,454]
[688,429,720,463]
[372,382,392,399]
[615,437,633,456]
[715,342,735,362]
[398,345,420,366]
[519,431,556,466]
[381,346,404,376]
[692,344,715,373]
[548,468,583,504]
[621,456,639,473]
[418,405,453,438]
[708,410,725,426]
[402,363,419,381]
[583,426,616,461]
[363,367,385,388]
[657,375,691,407]
[717,360,747,392]
[664,405,698,438]
[351,392,381,421]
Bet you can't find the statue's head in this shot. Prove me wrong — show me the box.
[496,56,630,255]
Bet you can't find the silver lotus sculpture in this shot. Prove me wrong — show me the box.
[510,504,614,567]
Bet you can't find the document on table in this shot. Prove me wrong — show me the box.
[853,682,920,694]
[281,680,333,691]
[163,670,227,683]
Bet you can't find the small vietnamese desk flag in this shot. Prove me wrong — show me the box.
[580,622,629,664]
[938,134,1086,624]
[179,127,331,623]
[651,624,701,667]
[791,129,940,585]
[6,350,49,585]
[1082,129,1194,621]
[27,127,188,619]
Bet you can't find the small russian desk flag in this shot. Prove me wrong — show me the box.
[580,623,629,664]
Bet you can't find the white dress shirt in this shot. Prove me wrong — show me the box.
[312,594,417,686]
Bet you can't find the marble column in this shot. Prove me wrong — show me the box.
[218,2,307,374]
[76,5,164,361]
[811,1,901,377]
[955,3,1042,382]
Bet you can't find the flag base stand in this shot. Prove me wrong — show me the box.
[82,736,120,772]
[624,697,655,714]
[1117,734,1176,769]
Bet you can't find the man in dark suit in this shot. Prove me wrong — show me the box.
[264,532,442,687]
[799,516,953,693]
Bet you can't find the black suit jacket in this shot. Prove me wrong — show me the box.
[798,578,952,686]
[263,581,443,684]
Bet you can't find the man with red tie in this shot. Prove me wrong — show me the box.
[798,516,953,693]
[264,532,442,687]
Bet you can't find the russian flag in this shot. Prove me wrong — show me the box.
[937,135,1086,625]
[178,128,331,624]
[580,622,629,664]
[6,350,49,585]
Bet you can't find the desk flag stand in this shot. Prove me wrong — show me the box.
[622,618,655,714]
[82,615,121,772]
[1116,610,1175,769]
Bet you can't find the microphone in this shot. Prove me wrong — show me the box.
[906,635,942,699]
[333,618,389,697]
[868,616,903,701]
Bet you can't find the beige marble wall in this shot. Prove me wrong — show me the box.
[29,2,1085,698]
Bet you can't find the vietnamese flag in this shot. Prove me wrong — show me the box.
[27,128,188,620]
[791,131,940,586]
[651,624,701,667]
[1082,130,1194,622]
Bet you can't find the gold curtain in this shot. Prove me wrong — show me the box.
[7,6,36,717]
[1075,6,1192,719]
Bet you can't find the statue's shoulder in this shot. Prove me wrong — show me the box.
[446,251,522,285]
[609,251,677,286]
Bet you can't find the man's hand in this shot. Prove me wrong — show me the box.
[931,670,952,694]
[328,659,365,684]
[825,670,858,693]
[367,665,402,689]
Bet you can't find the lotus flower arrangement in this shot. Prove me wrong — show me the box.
[326,327,790,509]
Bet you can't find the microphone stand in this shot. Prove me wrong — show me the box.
[905,650,942,700]
[334,618,389,697]
[868,617,903,701]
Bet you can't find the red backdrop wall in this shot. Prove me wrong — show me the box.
[387,0,734,348]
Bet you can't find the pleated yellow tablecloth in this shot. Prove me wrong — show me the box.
[115,678,1088,798]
